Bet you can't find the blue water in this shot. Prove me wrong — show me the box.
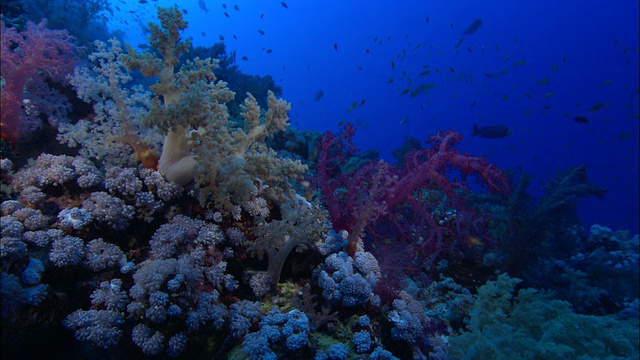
[110,0,639,232]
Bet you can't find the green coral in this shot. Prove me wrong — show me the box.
[449,274,639,360]
[119,6,307,215]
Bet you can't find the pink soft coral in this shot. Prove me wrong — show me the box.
[316,126,509,262]
[1,20,75,144]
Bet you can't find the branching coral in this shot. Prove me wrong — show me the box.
[121,6,306,217]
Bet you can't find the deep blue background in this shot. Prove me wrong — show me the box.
[108,0,639,233]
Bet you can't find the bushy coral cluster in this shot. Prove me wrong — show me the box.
[1,19,76,144]
[317,247,382,307]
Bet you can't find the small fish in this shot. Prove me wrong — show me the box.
[265,49,272,54]
[537,78,550,85]
[358,99,366,107]
[498,68,509,75]
[513,36,518,43]
[467,46,472,53]
[573,115,589,123]
[543,105,551,110]
[260,14,264,19]
[400,116,409,124]
[549,65,560,70]
[139,0,148,4]
[616,133,634,139]
[199,0,209,13]
[419,69,431,76]
[463,19,482,35]
[314,90,324,101]
[233,34,238,39]
[346,102,358,112]
[454,37,464,49]
[224,12,230,18]
[242,56,248,61]
[219,35,224,40]
[513,59,526,68]
[542,92,554,98]
[465,236,484,247]
[182,9,188,14]
[598,80,614,87]
[500,94,509,100]
[365,48,370,53]
[222,4,227,8]
[334,43,338,51]
[472,123,511,138]
[589,103,607,112]
[562,55,567,62]
[425,16,430,23]
[523,93,533,98]
[281,2,288,9]
[410,83,435,97]
[401,89,410,95]
[201,32,206,36]
[449,67,455,73]
[387,77,394,83]
[258,29,265,35]
[450,23,454,29]
[471,101,477,107]
[338,119,346,126]
[234,4,239,10]
[391,60,395,69]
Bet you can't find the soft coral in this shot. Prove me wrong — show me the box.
[1,19,76,145]
[316,126,509,265]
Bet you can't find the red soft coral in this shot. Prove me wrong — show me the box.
[1,19,76,144]
[316,126,509,265]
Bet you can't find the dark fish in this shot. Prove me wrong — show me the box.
[425,16,430,23]
[314,90,324,101]
[224,12,230,17]
[281,2,288,9]
[449,67,455,73]
[365,48,370,53]
[199,0,209,13]
[454,37,464,49]
[410,83,435,97]
[358,99,366,107]
[233,34,237,39]
[219,34,224,40]
[258,29,265,35]
[242,56,248,61]
[222,4,227,8]
[201,32,206,36]
[472,124,511,138]
[266,49,272,54]
[391,60,395,69]
[589,103,607,112]
[450,23,454,29]
[182,9,187,14]
[234,5,239,10]
[333,43,339,51]
[139,0,148,3]
[463,19,482,35]
[260,14,264,19]
[573,115,589,123]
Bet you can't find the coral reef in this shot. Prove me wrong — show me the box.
[0,5,636,360]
